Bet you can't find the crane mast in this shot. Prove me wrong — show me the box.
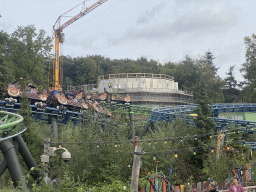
[53,0,108,90]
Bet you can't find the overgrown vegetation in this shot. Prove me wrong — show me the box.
[0,109,252,191]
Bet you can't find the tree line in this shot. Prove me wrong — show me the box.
[1,25,256,103]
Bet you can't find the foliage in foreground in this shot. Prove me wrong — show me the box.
[0,114,252,191]
[0,95,253,191]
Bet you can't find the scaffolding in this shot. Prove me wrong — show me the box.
[69,73,193,107]
[67,84,97,95]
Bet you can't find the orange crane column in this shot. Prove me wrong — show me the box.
[54,32,60,90]
[53,0,108,90]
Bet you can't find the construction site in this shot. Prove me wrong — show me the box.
[68,73,193,107]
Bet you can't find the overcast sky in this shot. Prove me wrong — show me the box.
[1,0,255,82]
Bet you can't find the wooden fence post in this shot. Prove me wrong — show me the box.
[197,182,202,192]
[150,179,155,192]
[181,185,184,192]
[163,179,166,192]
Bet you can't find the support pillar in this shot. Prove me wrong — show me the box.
[0,158,7,177]
[140,122,152,138]
[13,135,41,182]
[0,139,27,189]
[51,116,58,140]
[130,112,135,140]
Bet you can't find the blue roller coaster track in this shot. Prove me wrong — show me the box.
[149,103,256,149]
[150,103,256,128]
[2,100,256,127]
[1,100,256,136]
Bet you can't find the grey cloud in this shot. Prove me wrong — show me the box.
[136,1,166,25]
[65,3,242,55]
[123,7,241,43]
[174,0,221,5]
[214,42,245,67]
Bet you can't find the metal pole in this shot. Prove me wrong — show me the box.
[13,135,41,182]
[0,158,7,177]
[130,112,135,140]
[139,121,151,138]
[0,139,27,189]
[51,116,58,140]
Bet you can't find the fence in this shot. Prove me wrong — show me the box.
[140,175,256,192]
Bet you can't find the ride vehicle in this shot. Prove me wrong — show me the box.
[5,80,48,104]
[46,88,88,112]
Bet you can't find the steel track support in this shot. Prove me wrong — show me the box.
[51,116,58,140]
[0,139,27,189]
[0,158,7,177]
[13,135,42,183]
[139,121,151,138]
[130,112,135,140]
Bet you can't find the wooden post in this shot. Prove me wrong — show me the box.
[150,179,155,191]
[246,163,250,186]
[217,131,223,159]
[181,185,184,192]
[130,136,142,192]
[175,186,180,192]
[188,184,192,192]
[163,179,166,192]
[197,182,201,192]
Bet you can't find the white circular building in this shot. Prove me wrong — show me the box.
[97,73,193,107]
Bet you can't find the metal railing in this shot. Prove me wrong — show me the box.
[98,73,175,81]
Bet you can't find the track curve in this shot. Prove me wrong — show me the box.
[150,103,256,130]
[0,111,26,142]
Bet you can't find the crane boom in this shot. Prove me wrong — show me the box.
[54,0,108,34]
[53,0,108,90]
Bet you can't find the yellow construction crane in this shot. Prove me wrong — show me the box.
[52,0,108,90]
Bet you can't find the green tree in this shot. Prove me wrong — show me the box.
[88,55,112,76]
[74,57,102,85]
[62,56,76,89]
[8,25,52,87]
[223,65,241,103]
[203,51,219,73]
[190,87,216,182]
[173,56,198,90]
[160,61,177,78]
[203,151,231,183]
[240,34,256,102]
[225,66,237,89]
[18,92,32,126]
[0,31,15,90]
[164,55,224,103]
[195,57,224,103]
